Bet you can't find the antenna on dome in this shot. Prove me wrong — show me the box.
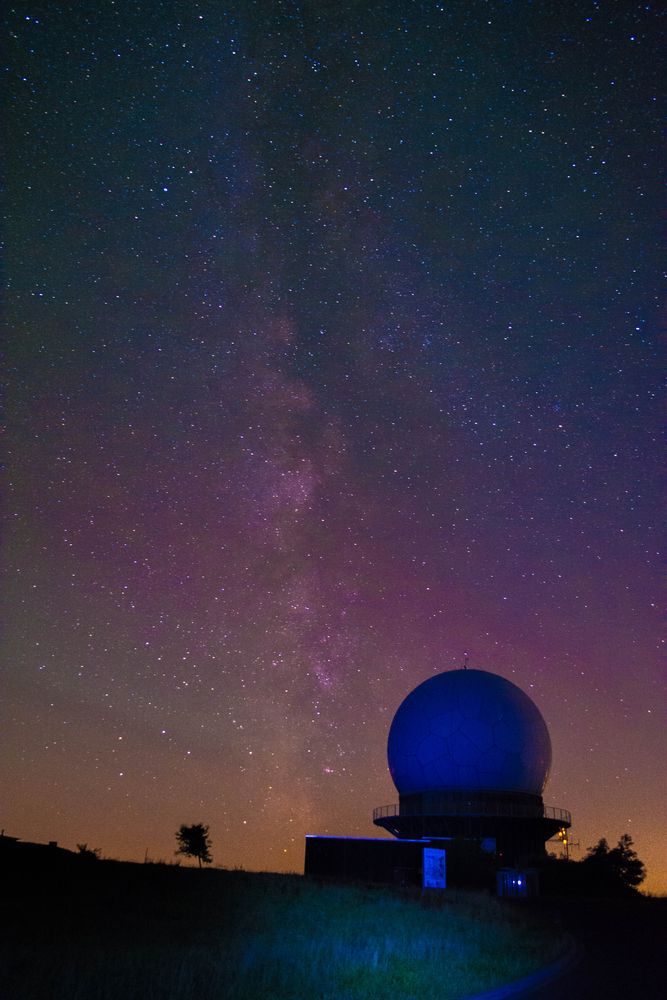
[462,651,469,669]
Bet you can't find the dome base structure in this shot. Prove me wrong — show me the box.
[373,790,571,865]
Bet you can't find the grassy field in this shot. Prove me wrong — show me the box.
[1,859,568,1000]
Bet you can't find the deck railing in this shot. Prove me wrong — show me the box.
[373,801,571,826]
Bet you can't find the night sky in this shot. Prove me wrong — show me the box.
[4,2,664,893]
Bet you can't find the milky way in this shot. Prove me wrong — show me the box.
[4,2,664,891]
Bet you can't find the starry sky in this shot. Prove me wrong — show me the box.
[4,1,664,893]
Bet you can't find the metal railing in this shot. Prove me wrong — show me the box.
[373,801,571,825]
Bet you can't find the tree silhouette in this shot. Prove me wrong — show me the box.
[175,823,212,867]
[584,833,645,890]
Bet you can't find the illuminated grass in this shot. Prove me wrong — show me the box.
[1,862,567,999]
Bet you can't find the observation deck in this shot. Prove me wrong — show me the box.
[374,799,571,825]
[373,791,570,860]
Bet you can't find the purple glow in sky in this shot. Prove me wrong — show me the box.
[4,1,664,892]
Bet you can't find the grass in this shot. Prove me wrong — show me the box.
[1,860,568,1000]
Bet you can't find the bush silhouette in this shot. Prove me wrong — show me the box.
[77,844,101,861]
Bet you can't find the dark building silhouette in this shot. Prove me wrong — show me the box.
[0,832,76,867]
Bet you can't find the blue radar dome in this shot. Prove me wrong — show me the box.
[388,669,552,797]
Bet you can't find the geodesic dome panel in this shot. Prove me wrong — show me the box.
[387,669,552,796]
